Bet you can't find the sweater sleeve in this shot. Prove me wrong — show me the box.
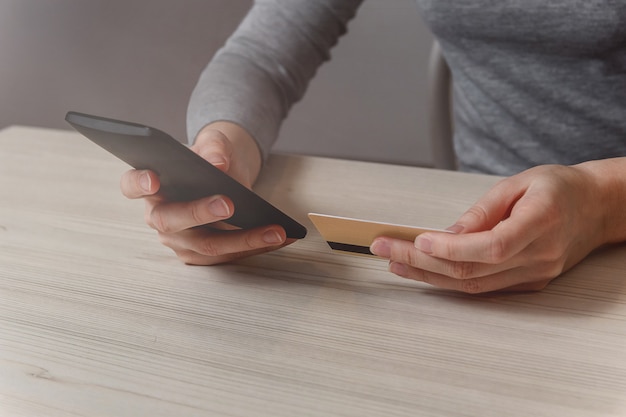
[186,0,363,159]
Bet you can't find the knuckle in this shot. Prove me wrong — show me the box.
[401,245,418,267]
[539,244,566,265]
[488,235,509,263]
[450,261,476,279]
[538,259,566,280]
[431,235,461,260]
[464,204,490,224]
[413,268,429,283]
[197,131,231,156]
[460,277,484,294]
[198,238,221,257]
[530,242,567,279]
[150,209,171,233]
[176,249,221,266]
[436,240,451,259]
[243,233,259,250]
[189,201,207,226]
[212,132,232,151]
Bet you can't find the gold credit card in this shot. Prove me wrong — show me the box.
[308,213,449,257]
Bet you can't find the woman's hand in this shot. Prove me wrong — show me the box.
[120,121,293,265]
[370,159,626,293]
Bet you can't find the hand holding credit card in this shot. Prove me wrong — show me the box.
[308,213,450,257]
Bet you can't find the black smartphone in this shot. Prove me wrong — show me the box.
[65,111,307,239]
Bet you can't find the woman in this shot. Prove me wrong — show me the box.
[120,0,626,293]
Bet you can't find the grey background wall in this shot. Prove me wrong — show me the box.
[0,0,434,166]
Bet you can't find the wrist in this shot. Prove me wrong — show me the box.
[575,158,626,245]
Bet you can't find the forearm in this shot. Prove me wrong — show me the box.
[575,157,626,245]
[187,0,363,159]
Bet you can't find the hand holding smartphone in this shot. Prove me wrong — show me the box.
[65,111,307,239]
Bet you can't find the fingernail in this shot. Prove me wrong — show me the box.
[446,223,464,234]
[207,155,227,168]
[139,172,151,193]
[414,235,433,254]
[370,239,391,258]
[263,230,283,244]
[208,198,230,217]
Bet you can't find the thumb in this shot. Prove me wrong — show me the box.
[191,128,234,173]
[449,178,526,234]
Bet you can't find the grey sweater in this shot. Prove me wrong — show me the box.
[187,0,626,175]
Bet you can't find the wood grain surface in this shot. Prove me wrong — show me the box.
[1,126,625,417]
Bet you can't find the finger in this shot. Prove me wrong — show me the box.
[447,177,526,234]
[171,247,274,265]
[371,236,513,279]
[389,262,549,294]
[414,199,546,264]
[160,225,288,264]
[120,169,160,199]
[172,244,287,265]
[147,195,235,233]
[191,129,233,172]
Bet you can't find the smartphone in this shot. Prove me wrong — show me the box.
[65,111,307,239]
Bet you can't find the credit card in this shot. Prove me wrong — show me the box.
[308,213,449,257]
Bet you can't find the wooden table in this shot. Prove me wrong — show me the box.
[1,126,625,417]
